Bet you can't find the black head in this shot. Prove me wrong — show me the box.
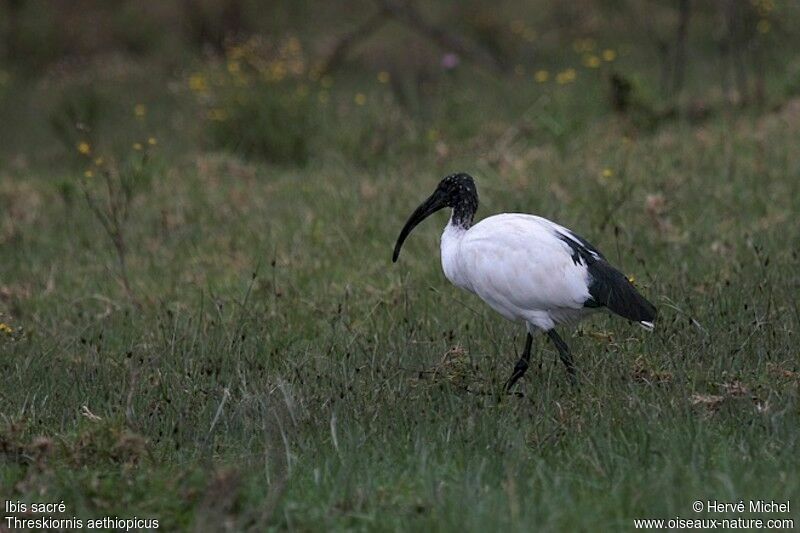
[436,173,477,208]
[392,172,479,262]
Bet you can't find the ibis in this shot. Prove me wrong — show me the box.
[392,173,657,391]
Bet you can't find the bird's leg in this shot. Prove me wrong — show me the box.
[546,330,577,383]
[504,333,533,391]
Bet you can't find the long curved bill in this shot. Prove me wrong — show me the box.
[392,190,446,262]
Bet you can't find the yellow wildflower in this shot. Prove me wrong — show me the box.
[94,156,104,166]
[133,142,143,151]
[189,73,207,93]
[0,322,12,334]
[286,36,302,54]
[77,142,91,155]
[602,49,617,62]
[147,137,157,146]
[207,109,228,121]
[377,71,390,84]
[267,61,287,82]
[556,68,577,84]
[534,70,549,83]
[354,93,367,106]
[601,168,613,178]
[583,55,601,68]
[572,38,595,53]
[84,169,94,178]
[134,104,146,117]
[228,45,245,60]
[754,0,774,14]
[288,59,305,76]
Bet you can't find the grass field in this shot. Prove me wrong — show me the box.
[2,5,800,530]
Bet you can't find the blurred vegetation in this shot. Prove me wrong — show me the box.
[196,36,315,163]
[1,0,798,166]
[1,0,799,530]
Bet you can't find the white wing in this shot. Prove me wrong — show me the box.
[454,214,593,327]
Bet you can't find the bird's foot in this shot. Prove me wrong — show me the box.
[565,367,579,387]
[504,358,529,392]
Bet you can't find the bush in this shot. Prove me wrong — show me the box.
[191,36,315,166]
[207,82,312,165]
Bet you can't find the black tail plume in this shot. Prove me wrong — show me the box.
[585,261,657,324]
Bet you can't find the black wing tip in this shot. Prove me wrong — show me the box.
[638,295,658,322]
[586,261,658,324]
[638,303,657,324]
[585,293,657,323]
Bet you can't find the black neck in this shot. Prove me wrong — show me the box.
[451,191,478,229]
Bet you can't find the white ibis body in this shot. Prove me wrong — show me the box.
[393,173,657,390]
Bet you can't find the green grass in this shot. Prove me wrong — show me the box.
[2,36,800,531]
